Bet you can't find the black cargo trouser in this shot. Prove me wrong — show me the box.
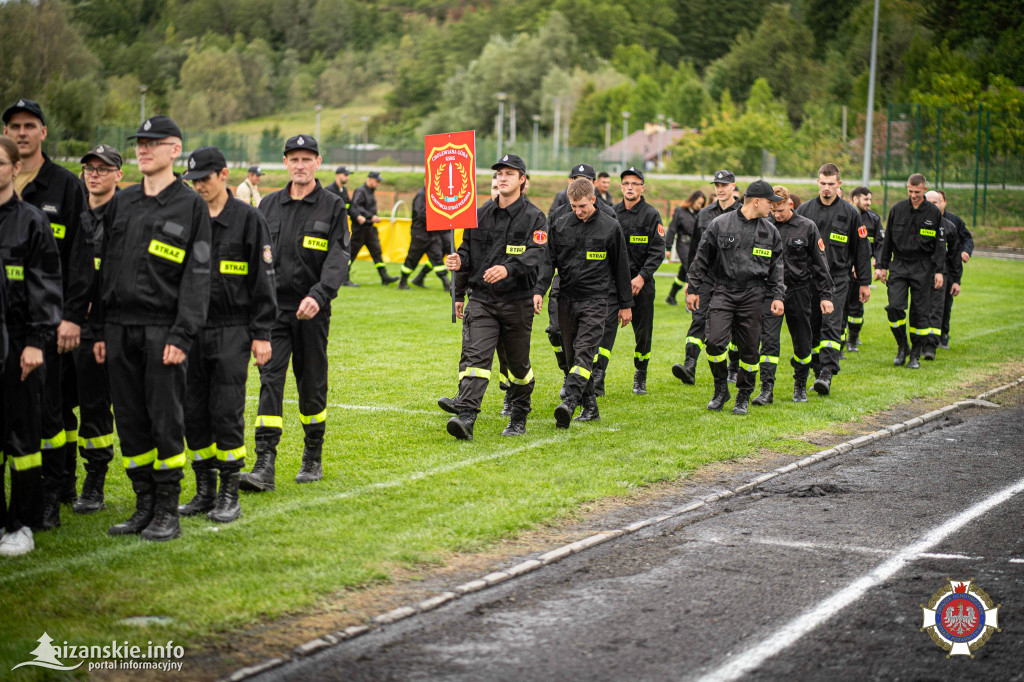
[811,276,849,375]
[1,335,45,533]
[105,323,187,486]
[885,258,935,349]
[597,280,654,373]
[350,224,385,265]
[705,286,765,392]
[925,272,946,351]
[558,297,607,404]
[684,279,715,356]
[402,229,445,276]
[40,342,77,492]
[186,325,251,471]
[759,284,814,385]
[941,278,956,337]
[546,288,569,375]
[256,308,331,447]
[74,338,115,474]
[453,298,534,415]
[845,273,864,341]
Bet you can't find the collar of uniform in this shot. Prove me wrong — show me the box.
[142,173,186,206]
[214,189,239,228]
[0,192,18,213]
[26,153,55,191]
[493,193,525,219]
[281,179,323,203]
[621,195,646,213]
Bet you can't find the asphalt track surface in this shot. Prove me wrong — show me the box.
[253,393,1024,682]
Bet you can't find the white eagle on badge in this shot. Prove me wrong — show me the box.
[942,603,978,636]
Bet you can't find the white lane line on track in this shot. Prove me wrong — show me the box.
[1010,558,1024,564]
[702,536,983,562]
[695,473,1024,682]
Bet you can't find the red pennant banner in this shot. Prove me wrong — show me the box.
[424,130,477,232]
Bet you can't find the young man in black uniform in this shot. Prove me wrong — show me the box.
[349,171,398,285]
[845,187,884,352]
[68,144,122,514]
[874,174,946,370]
[399,185,449,290]
[753,186,834,405]
[92,115,211,541]
[687,180,785,415]
[549,178,633,426]
[179,147,277,522]
[3,98,89,526]
[444,154,546,440]
[672,170,739,386]
[924,190,962,361]
[0,136,63,556]
[601,167,664,395]
[929,190,973,349]
[243,135,349,491]
[793,164,871,395]
[664,190,706,305]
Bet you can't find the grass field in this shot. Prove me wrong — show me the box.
[3,254,1022,676]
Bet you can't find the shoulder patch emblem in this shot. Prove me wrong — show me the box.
[533,230,547,245]
[262,245,273,263]
[858,225,867,238]
[657,223,665,237]
[818,238,825,252]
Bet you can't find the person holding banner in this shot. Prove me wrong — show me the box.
[443,154,547,440]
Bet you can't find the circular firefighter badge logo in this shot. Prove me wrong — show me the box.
[921,578,1000,657]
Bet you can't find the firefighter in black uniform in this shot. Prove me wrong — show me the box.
[874,174,946,370]
[793,164,871,395]
[178,147,277,522]
[349,171,398,285]
[3,98,89,527]
[924,190,962,361]
[242,135,349,491]
[0,136,62,556]
[599,167,664,395]
[443,154,546,440]
[687,180,785,415]
[664,190,706,305]
[67,144,122,514]
[845,187,884,352]
[325,166,358,288]
[92,115,212,542]
[548,178,633,426]
[672,170,739,386]
[752,186,834,405]
[930,190,973,349]
[399,185,449,290]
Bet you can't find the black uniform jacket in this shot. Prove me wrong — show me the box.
[548,189,568,216]
[688,198,739,269]
[940,217,964,285]
[68,193,116,340]
[943,210,973,256]
[794,197,871,286]
[688,209,786,302]
[325,182,352,211]
[545,208,633,310]
[878,199,945,272]
[208,192,278,339]
[20,153,88,325]
[455,194,546,304]
[261,180,349,312]
[665,206,697,258]
[771,212,834,300]
[349,183,378,227]
[411,187,427,232]
[614,196,665,284]
[0,194,62,348]
[92,179,211,352]
[536,196,615,298]
[859,208,885,263]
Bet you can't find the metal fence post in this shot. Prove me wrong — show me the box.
[935,107,942,187]
[883,103,892,215]
[973,103,982,228]
[913,104,921,173]
[982,110,990,225]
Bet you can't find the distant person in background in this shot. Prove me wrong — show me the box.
[326,166,359,288]
[665,190,706,305]
[924,190,962,361]
[349,171,399,285]
[596,171,614,205]
[399,185,449,290]
[235,165,263,208]
[845,186,884,352]
[930,190,973,349]
[789,193,802,210]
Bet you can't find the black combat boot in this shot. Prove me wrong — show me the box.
[437,271,451,289]
[891,325,909,366]
[574,394,600,422]
[907,341,922,369]
[922,342,936,361]
[707,378,731,411]
[437,396,458,414]
[378,265,399,284]
[846,326,860,352]
[398,273,411,290]
[592,367,607,397]
[727,351,739,384]
[793,365,809,402]
[60,442,78,505]
[938,334,950,350]
[73,467,107,514]
[295,438,324,483]
[666,281,682,305]
[500,389,513,416]
[672,345,700,385]
[108,476,156,536]
[732,389,752,415]
[813,369,833,395]
[554,398,578,428]
[178,461,218,516]
[39,477,62,530]
[501,409,528,436]
[447,412,476,440]
[752,381,774,406]
[141,483,182,542]
[412,264,430,288]
[208,469,242,523]
[633,369,647,395]
[239,440,277,492]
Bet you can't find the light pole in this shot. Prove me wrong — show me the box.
[621,111,631,169]
[496,92,507,159]
[666,118,675,169]
[657,113,665,169]
[531,114,540,170]
[509,101,517,146]
[861,0,880,186]
[315,104,323,141]
[360,115,369,145]
[552,96,560,161]
[139,85,148,124]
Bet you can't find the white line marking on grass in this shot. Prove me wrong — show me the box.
[695,473,1024,682]
[245,395,436,416]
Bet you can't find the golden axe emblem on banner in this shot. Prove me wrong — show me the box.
[427,142,476,220]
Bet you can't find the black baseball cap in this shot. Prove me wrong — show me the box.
[744,179,784,202]
[711,169,736,184]
[183,146,227,180]
[3,98,45,125]
[284,134,319,155]
[491,153,527,173]
[335,166,350,175]
[247,165,264,175]
[620,166,645,182]
[367,171,383,181]
[569,163,596,180]
[128,115,183,140]
[80,144,123,169]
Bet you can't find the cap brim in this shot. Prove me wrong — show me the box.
[284,145,319,155]
[80,153,121,167]
[183,168,219,180]
[768,193,784,202]
[491,163,523,171]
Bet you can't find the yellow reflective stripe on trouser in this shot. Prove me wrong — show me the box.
[190,444,217,461]
[508,368,534,385]
[908,326,925,336]
[792,354,812,365]
[634,351,651,361]
[155,452,186,470]
[847,316,863,324]
[890,319,906,328]
[80,432,116,449]
[686,336,705,349]
[708,350,728,363]
[433,265,447,273]
[924,327,940,335]
[820,340,842,351]
[401,265,414,274]
[569,365,592,380]
[374,262,387,269]
[728,342,738,352]
[65,429,78,444]
[218,446,246,462]
[300,409,328,425]
[459,367,491,380]
[739,360,759,372]
[499,372,509,384]
[551,345,563,352]
[674,277,686,286]
[124,448,158,469]
[759,355,780,364]
[9,451,42,471]
[598,347,612,359]
[256,415,283,429]
[41,430,67,450]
